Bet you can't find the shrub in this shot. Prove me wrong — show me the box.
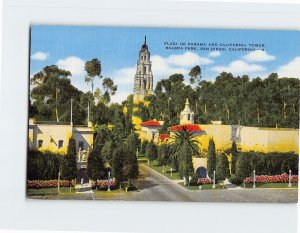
[236,153,251,180]
[229,174,243,186]
[207,139,217,179]
[216,154,230,181]
[145,140,158,161]
[189,173,198,186]
[27,150,61,180]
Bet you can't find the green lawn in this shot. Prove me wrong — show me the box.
[178,182,226,190]
[244,183,298,189]
[146,160,181,180]
[27,183,139,197]
[27,187,74,196]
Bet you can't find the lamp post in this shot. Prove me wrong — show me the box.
[253,170,256,188]
[57,171,61,193]
[288,170,292,187]
[107,171,111,192]
[212,170,216,189]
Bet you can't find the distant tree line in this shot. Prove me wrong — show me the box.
[137,71,299,129]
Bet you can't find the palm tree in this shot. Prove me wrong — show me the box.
[168,126,201,171]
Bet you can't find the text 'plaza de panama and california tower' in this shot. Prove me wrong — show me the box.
[133,36,154,103]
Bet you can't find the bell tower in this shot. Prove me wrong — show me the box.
[180,99,195,125]
[133,36,154,102]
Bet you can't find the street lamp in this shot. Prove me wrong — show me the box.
[212,170,216,189]
[253,170,256,188]
[107,171,111,192]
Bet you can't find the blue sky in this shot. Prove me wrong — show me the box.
[30,26,300,103]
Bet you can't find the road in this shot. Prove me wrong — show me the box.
[127,164,298,203]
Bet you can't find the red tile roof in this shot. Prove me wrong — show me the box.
[141,120,161,127]
[168,124,203,132]
[159,134,170,141]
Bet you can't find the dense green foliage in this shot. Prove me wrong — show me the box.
[112,142,139,186]
[27,150,61,180]
[157,143,169,166]
[236,154,252,180]
[230,141,239,174]
[178,142,194,179]
[233,152,298,178]
[61,138,77,181]
[141,72,299,129]
[216,154,230,181]
[207,139,217,178]
[145,140,158,161]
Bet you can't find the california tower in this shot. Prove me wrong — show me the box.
[133,36,154,102]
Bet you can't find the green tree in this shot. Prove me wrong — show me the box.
[123,143,139,186]
[30,65,84,124]
[87,150,105,186]
[178,142,194,179]
[111,145,125,189]
[145,140,158,161]
[207,138,217,179]
[169,126,200,168]
[84,58,101,93]
[216,154,230,181]
[157,143,169,166]
[230,141,239,174]
[101,141,114,164]
[236,154,251,180]
[61,139,77,188]
[189,65,202,84]
[140,140,149,155]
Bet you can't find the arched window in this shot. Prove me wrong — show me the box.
[143,66,146,74]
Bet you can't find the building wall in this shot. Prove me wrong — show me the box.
[29,122,94,155]
[31,124,73,154]
[72,127,94,151]
[141,126,160,142]
[198,124,233,154]
[198,124,299,154]
[239,127,299,153]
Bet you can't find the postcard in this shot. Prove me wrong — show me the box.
[27,25,299,202]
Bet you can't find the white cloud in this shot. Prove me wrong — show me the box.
[277,57,300,78]
[165,51,213,67]
[211,60,266,75]
[243,50,275,62]
[56,56,85,75]
[208,51,221,57]
[109,52,213,103]
[31,51,49,61]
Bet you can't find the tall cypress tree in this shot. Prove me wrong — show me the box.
[230,141,239,174]
[236,154,251,180]
[87,134,105,184]
[62,138,77,187]
[216,154,230,181]
[207,138,217,179]
[178,142,194,179]
[145,140,158,161]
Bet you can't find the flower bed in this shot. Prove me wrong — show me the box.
[91,180,117,188]
[27,180,71,189]
[197,178,212,185]
[244,173,298,184]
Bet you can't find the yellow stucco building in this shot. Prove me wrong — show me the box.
[28,118,94,155]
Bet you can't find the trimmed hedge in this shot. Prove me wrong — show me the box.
[233,152,298,176]
[27,150,62,180]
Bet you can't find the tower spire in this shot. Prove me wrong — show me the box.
[144,35,146,44]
